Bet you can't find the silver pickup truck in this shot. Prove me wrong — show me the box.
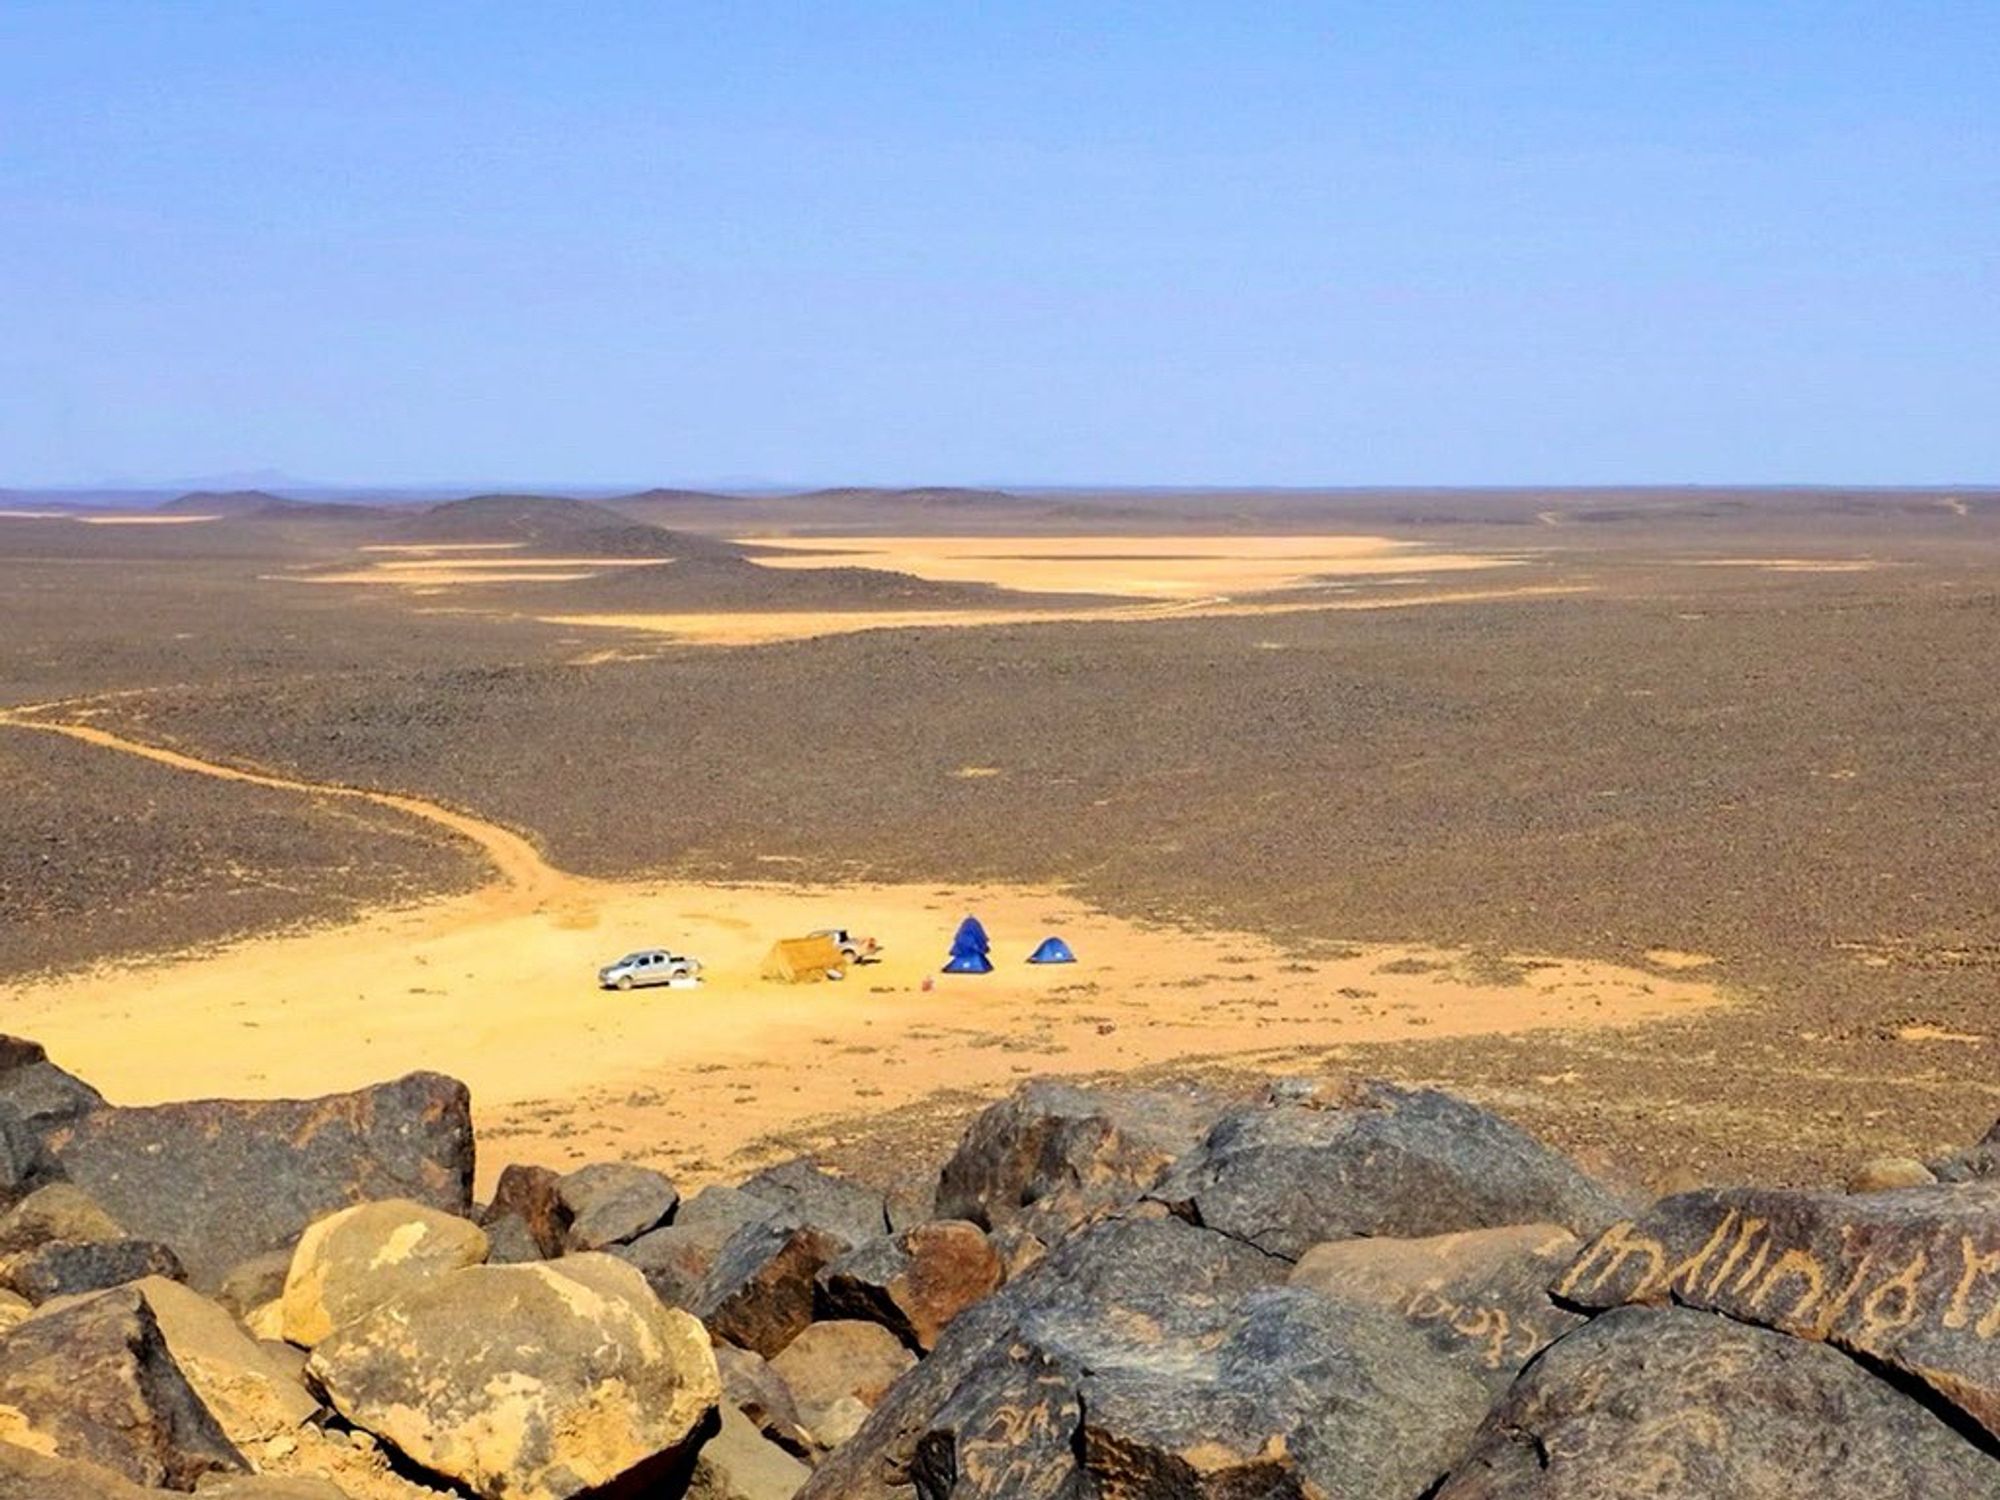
[598,949,702,990]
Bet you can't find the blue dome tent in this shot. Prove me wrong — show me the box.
[942,915,993,974]
[1027,935,1076,964]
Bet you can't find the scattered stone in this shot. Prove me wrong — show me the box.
[985,1223,1046,1280]
[696,1220,846,1358]
[769,1320,918,1444]
[1555,1180,2000,1441]
[214,1249,294,1321]
[480,1213,546,1265]
[0,1102,60,1209]
[479,1163,569,1259]
[0,1035,104,1137]
[0,1287,30,1333]
[43,1073,475,1288]
[309,1255,719,1500]
[686,1403,814,1500]
[0,1236,185,1303]
[738,1159,887,1250]
[1848,1155,1938,1192]
[281,1199,488,1347]
[1288,1222,1585,1393]
[0,1285,244,1489]
[1149,1077,1628,1259]
[557,1161,678,1252]
[934,1078,1231,1238]
[0,1181,125,1254]
[818,1220,1004,1351]
[618,1214,752,1309]
[1434,1305,2000,1499]
[713,1342,811,1457]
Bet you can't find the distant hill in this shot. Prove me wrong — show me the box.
[393,494,741,560]
[158,489,295,515]
[157,490,384,523]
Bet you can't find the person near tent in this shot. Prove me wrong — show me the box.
[942,914,993,973]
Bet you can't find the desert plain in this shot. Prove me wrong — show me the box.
[4,484,1998,1201]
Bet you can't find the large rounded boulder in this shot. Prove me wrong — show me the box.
[307,1253,719,1500]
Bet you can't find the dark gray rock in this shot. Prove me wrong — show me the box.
[42,1072,475,1288]
[802,1211,1500,1499]
[481,1212,547,1265]
[479,1162,569,1258]
[0,1035,104,1138]
[556,1161,678,1252]
[616,1213,750,1309]
[1435,1306,2000,1499]
[818,1220,1005,1352]
[696,1220,846,1358]
[0,1101,60,1208]
[1555,1180,2000,1441]
[0,1285,245,1490]
[1149,1077,1627,1260]
[213,1247,293,1320]
[934,1079,1233,1240]
[714,1340,812,1456]
[739,1159,887,1250]
[0,1236,185,1303]
[0,1181,125,1254]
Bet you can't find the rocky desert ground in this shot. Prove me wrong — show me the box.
[4,484,2000,1495]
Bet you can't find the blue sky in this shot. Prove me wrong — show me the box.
[1,3,1993,487]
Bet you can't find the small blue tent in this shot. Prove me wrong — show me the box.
[943,915,993,974]
[1027,935,1076,965]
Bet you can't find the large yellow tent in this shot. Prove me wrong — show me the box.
[760,935,848,983]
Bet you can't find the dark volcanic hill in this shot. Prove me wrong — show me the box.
[158,489,295,516]
[788,486,1023,507]
[392,494,740,560]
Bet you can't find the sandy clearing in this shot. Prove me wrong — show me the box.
[1644,949,1718,971]
[282,567,611,586]
[1688,559,1880,573]
[538,585,1591,648]
[0,708,1720,1192]
[735,533,1526,599]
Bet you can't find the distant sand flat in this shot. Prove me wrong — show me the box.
[540,585,1589,647]
[1689,558,1880,573]
[735,532,1528,599]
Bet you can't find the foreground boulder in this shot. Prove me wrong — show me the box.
[557,1162,679,1252]
[768,1320,918,1448]
[0,1286,243,1489]
[934,1079,1231,1239]
[0,1036,103,1139]
[800,1212,1497,1500]
[280,1198,488,1346]
[0,1444,346,1499]
[696,1220,846,1358]
[714,1343,812,1456]
[43,1073,474,1287]
[1150,1077,1627,1259]
[1436,1305,2000,1498]
[112,1276,320,1449]
[0,1237,184,1304]
[309,1254,719,1500]
[687,1407,813,1500]
[1289,1222,1585,1394]
[737,1160,888,1250]
[1555,1181,2000,1441]
[481,1163,570,1259]
[818,1220,1004,1352]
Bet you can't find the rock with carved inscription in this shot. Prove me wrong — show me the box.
[798,1212,1495,1500]
[1149,1078,1628,1260]
[1288,1222,1585,1394]
[1435,1305,2000,1499]
[1553,1182,2000,1442]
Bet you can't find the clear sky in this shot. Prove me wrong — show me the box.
[2,3,1994,489]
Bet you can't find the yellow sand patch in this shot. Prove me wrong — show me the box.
[360,542,528,553]
[538,585,1587,648]
[1644,949,1718,971]
[1688,559,1879,573]
[279,557,671,587]
[954,766,1003,779]
[1895,1025,1986,1045]
[0,709,1722,1192]
[735,533,1525,599]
